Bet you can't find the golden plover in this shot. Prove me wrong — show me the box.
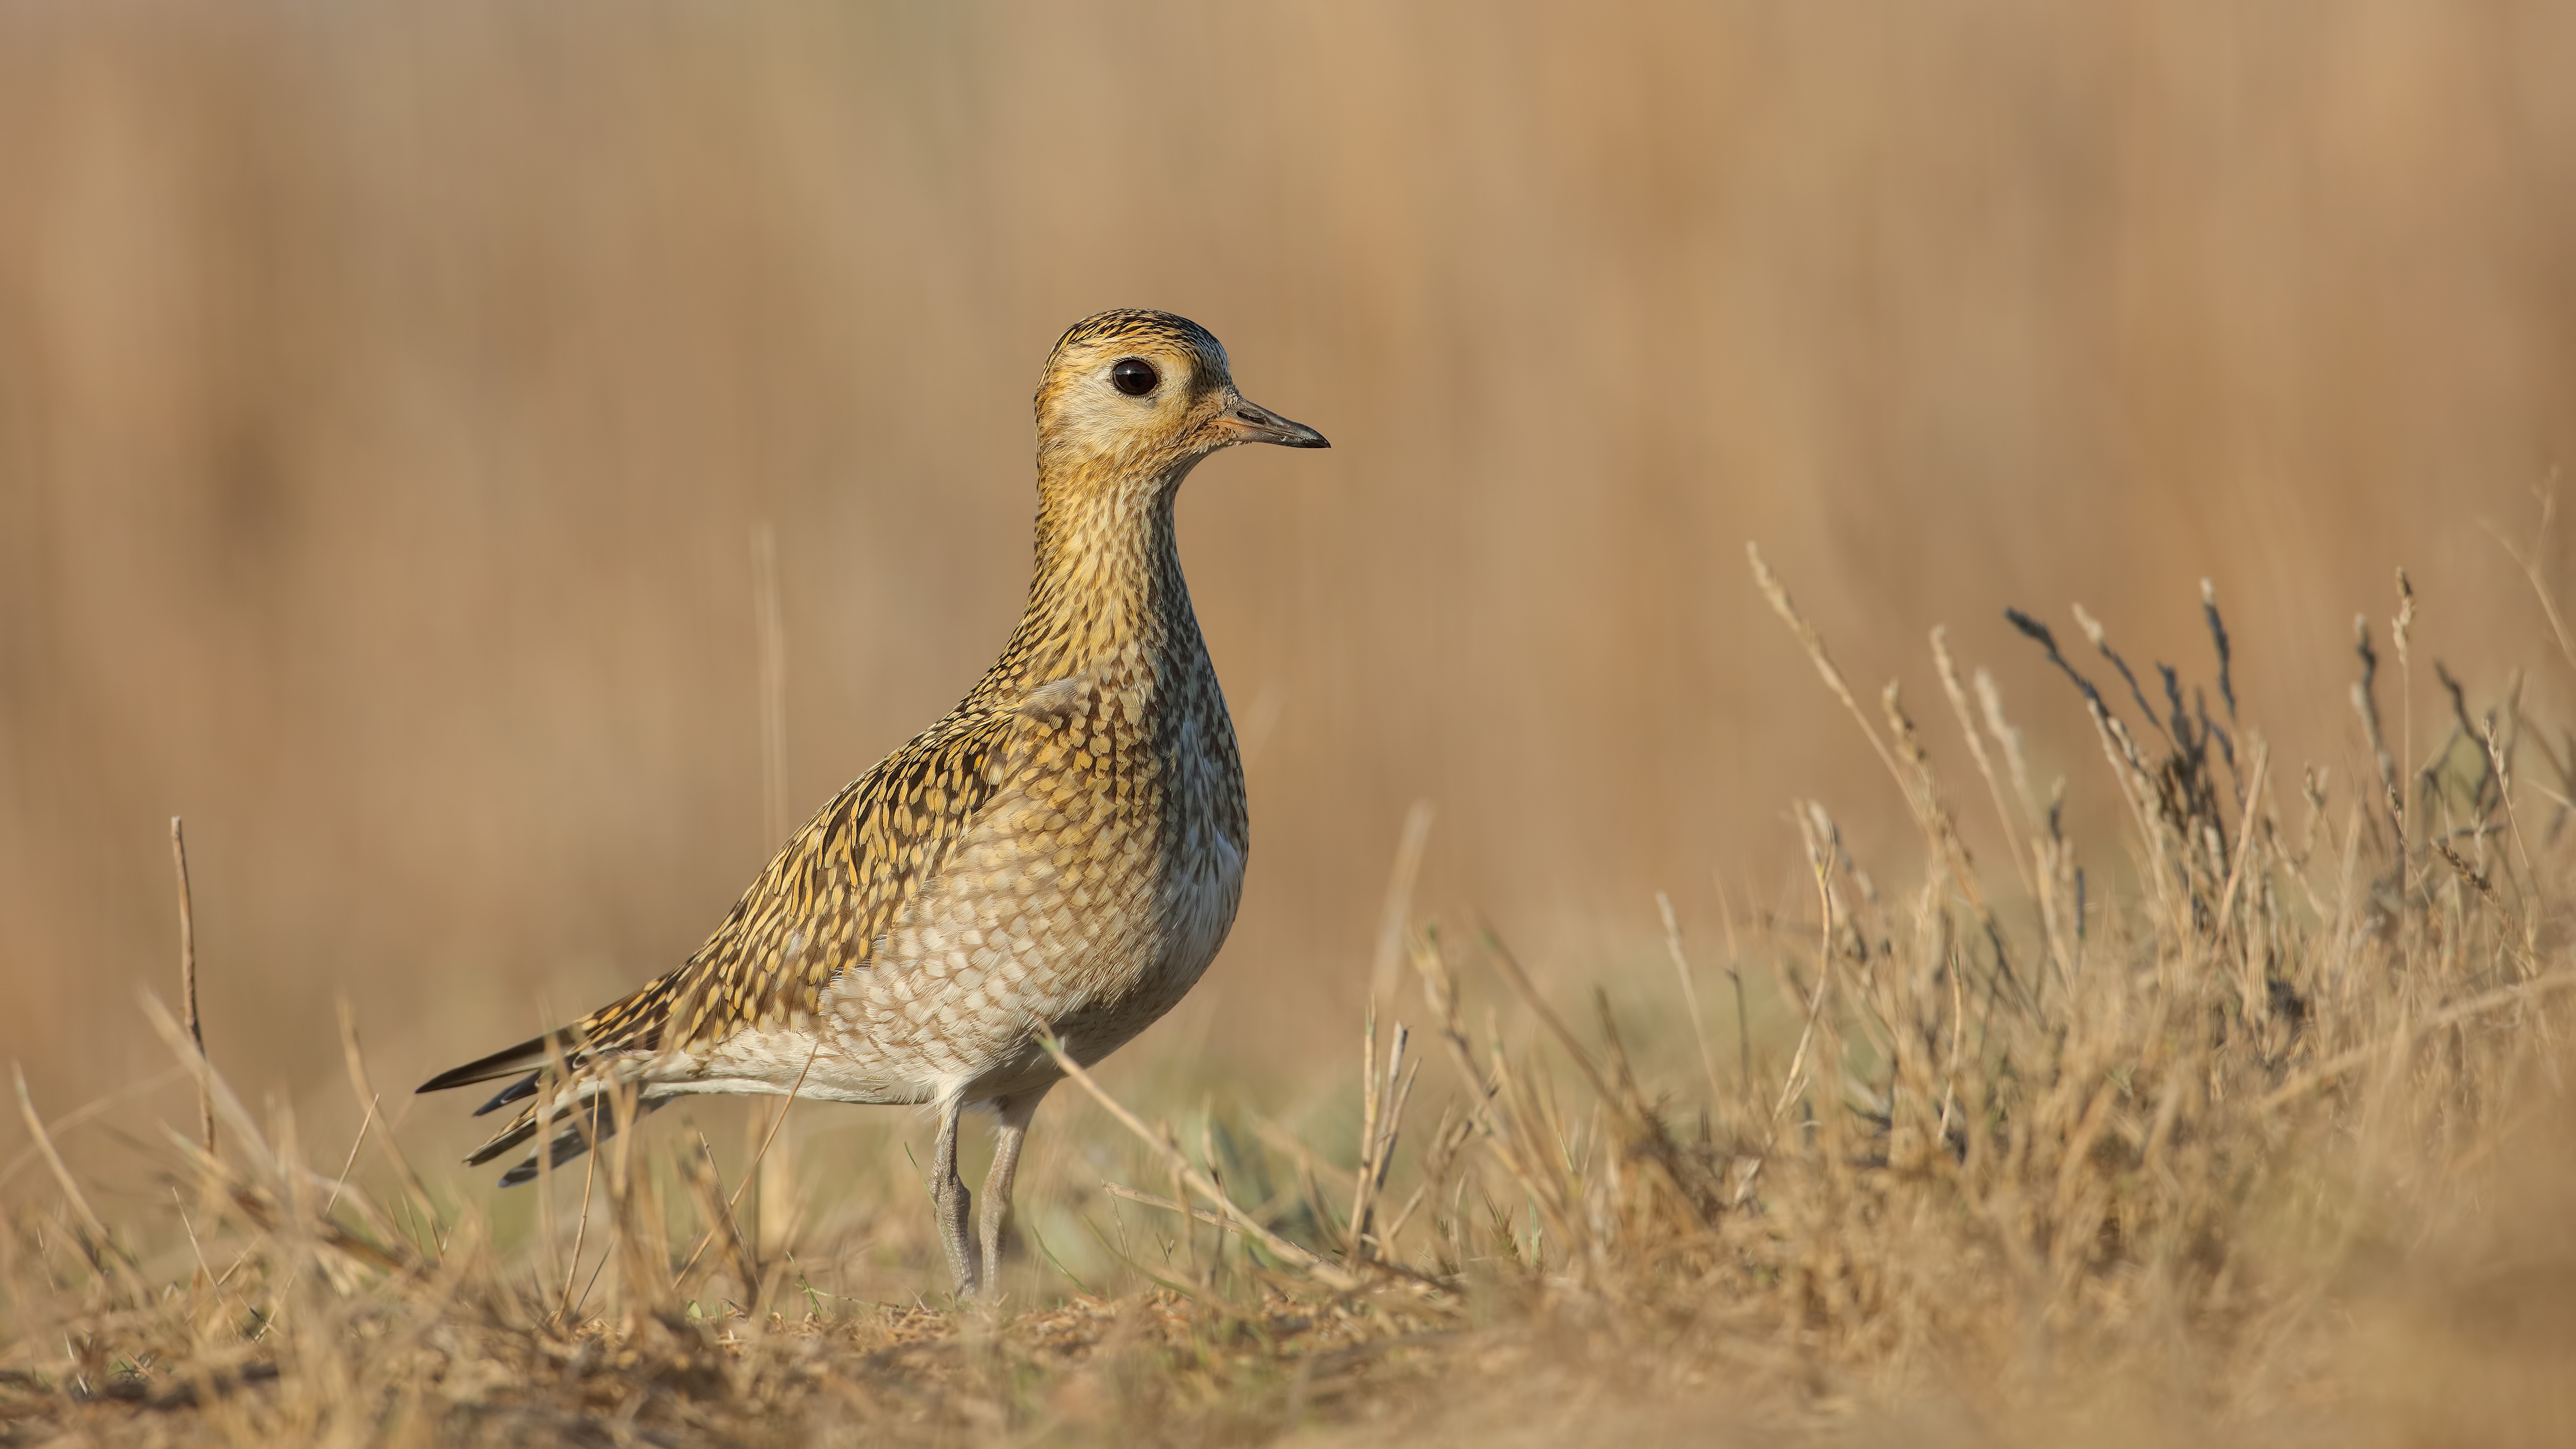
[418,310,1327,1295]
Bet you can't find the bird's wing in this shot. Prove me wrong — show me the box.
[658,700,1027,1050]
[649,672,1119,1051]
[417,695,1046,1179]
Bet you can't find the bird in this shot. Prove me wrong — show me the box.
[416,309,1328,1297]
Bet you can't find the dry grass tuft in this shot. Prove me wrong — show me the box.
[6,553,2575,1446]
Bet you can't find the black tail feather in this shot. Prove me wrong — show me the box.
[473,1073,539,1118]
[416,1033,560,1095]
[468,1086,669,1187]
[423,971,692,1184]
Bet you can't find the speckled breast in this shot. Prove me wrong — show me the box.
[820,662,1246,1099]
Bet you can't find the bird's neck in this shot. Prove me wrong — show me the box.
[981,464,1203,698]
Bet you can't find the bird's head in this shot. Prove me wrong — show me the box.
[1033,310,1328,491]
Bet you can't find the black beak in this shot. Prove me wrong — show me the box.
[1216,394,1330,449]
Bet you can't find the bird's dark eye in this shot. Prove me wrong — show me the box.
[1110,358,1159,396]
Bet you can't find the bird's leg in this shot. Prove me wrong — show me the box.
[975,1085,1053,1299]
[930,1095,975,1297]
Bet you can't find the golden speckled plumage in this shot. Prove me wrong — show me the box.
[417,309,1328,1295]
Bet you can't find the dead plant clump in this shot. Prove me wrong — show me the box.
[5,553,2574,1447]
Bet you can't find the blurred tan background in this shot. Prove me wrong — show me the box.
[3,1,2573,1177]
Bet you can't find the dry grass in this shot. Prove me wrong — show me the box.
[6,553,2573,1446]
[8,3,2576,1442]
[7,0,2576,1132]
